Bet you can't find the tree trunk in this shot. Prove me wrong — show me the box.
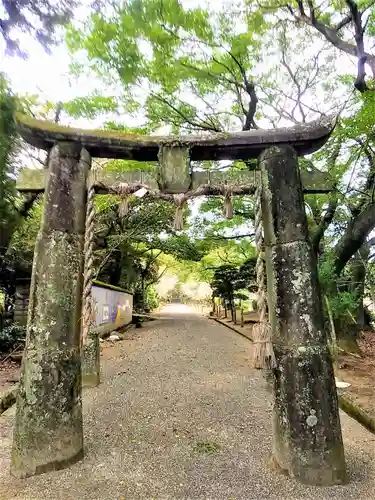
[228,296,234,321]
[108,249,122,286]
[141,275,146,311]
[333,203,375,276]
[351,247,368,330]
[333,245,370,354]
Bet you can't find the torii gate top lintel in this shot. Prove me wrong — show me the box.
[15,112,335,162]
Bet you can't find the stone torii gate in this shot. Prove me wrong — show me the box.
[12,113,347,485]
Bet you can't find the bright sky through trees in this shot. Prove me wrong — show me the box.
[0,0,355,130]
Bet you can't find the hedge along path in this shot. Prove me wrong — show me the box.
[12,112,347,486]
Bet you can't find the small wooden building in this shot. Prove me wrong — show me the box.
[14,277,31,326]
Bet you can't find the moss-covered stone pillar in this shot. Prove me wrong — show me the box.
[260,146,347,486]
[82,329,100,388]
[11,143,91,478]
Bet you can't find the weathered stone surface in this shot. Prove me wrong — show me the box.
[11,144,90,478]
[272,343,346,485]
[44,144,90,234]
[93,169,159,193]
[15,112,335,160]
[0,385,18,415]
[260,145,347,486]
[260,146,308,245]
[158,145,191,193]
[82,330,100,388]
[17,165,334,195]
[11,233,84,477]
[272,241,326,347]
[338,394,375,435]
[16,168,47,192]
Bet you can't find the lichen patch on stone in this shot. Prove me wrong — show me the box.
[306,415,318,427]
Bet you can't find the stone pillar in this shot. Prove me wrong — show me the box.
[260,146,347,486]
[82,330,100,388]
[11,143,91,478]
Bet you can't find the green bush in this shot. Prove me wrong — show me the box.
[319,256,359,322]
[145,287,160,310]
[0,321,26,354]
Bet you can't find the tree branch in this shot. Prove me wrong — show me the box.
[334,202,375,275]
[148,90,222,133]
[291,0,375,88]
[224,50,258,130]
[280,49,306,122]
[210,233,255,240]
[346,0,368,91]
[335,14,353,32]
[311,193,338,255]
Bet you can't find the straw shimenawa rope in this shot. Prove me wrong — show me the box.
[222,185,233,219]
[117,182,131,217]
[82,178,96,346]
[252,186,276,369]
[81,171,258,343]
[82,180,134,346]
[173,193,187,230]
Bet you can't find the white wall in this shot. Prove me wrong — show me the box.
[91,282,133,335]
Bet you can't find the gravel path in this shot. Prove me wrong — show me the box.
[0,305,375,500]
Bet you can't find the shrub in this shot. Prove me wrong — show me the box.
[0,321,26,354]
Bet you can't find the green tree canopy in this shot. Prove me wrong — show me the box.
[1,0,78,56]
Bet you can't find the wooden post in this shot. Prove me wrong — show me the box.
[260,146,347,486]
[11,143,90,478]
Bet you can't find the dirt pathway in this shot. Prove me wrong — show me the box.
[0,306,374,499]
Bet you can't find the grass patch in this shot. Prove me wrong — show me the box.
[193,440,221,455]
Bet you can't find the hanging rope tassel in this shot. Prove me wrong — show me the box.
[173,194,186,230]
[117,182,130,217]
[252,186,276,370]
[222,186,233,219]
[119,196,130,217]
